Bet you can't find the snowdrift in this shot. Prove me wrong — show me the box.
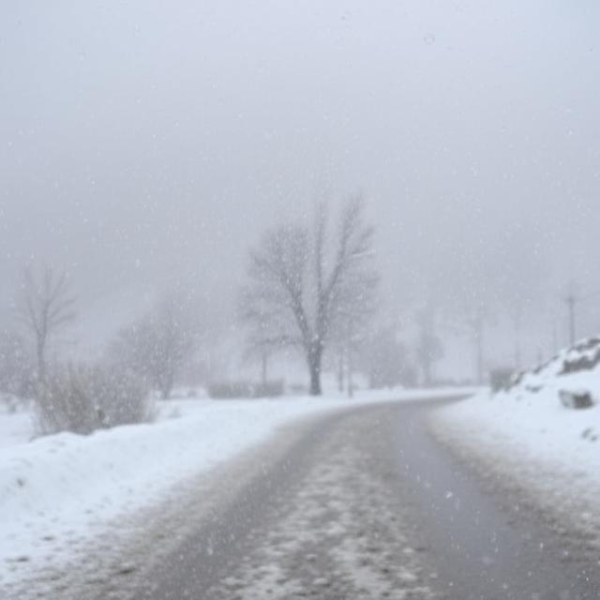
[0,398,346,588]
[434,337,600,454]
[0,388,472,590]
[506,336,600,406]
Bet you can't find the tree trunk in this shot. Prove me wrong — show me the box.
[161,372,174,400]
[308,349,323,396]
[36,340,46,385]
[347,345,354,399]
[514,312,522,371]
[337,351,345,393]
[261,352,268,387]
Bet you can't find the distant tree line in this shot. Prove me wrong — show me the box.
[1,193,539,435]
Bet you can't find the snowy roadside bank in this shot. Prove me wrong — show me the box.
[429,343,600,548]
[0,387,472,589]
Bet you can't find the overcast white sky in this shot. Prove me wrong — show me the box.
[1,0,599,376]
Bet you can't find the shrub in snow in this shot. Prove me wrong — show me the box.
[489,368,515,393]
[208,381,254,399]
[208,380,284,399]
[253,380,285,398]
[35,364,154,436]
[559,389,594,410]
[92,366,155,427]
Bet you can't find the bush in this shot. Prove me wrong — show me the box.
[253,380,285,398]
[207,380,284,399]
[208,381,254,399]
[35,364,154,436]
[490,368,515,393]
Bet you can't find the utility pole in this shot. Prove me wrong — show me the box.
[260,350,268,387]
[565,293,577,347]
[513,307,522,371]
[347,321,354,399]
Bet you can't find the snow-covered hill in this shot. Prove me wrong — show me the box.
[506,336,600,405]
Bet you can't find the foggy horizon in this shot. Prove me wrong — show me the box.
[2,0,600,378]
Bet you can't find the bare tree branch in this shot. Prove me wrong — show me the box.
[17,265,77,387]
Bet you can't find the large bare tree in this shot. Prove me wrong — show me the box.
[242,196,378,396]
[17,266,76,386]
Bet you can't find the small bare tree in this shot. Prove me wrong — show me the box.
[239,320,275,387]
[328,262,378,396]
[110,294,197,399]
[242,196,377,396]
[17,266,76,386]
[450,300,488,386]
[239,280,295,386]
[358,325,417,390]
[414,306,444,387]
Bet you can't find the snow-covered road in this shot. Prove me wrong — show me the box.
[5,394,600,599]
[0,389,470,598]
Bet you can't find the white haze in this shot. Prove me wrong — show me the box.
[1,0,599,377]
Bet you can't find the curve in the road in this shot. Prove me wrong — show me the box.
[392,398,600,600]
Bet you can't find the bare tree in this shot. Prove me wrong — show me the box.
[110,294,197,399]
[358,325,417,390]
[462,303,487,385]
[17,266,76,386]
[242,196,378,396]
[328,261,378,396]
[414,307,444,387]
[239,287,284,386]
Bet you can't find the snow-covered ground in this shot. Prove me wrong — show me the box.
[0,387,471,590]
[431,338,600,545]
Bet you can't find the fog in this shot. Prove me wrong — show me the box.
[1,0,600,379]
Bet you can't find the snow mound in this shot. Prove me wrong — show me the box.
[505,336,600,406]
[431,341,600,548]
